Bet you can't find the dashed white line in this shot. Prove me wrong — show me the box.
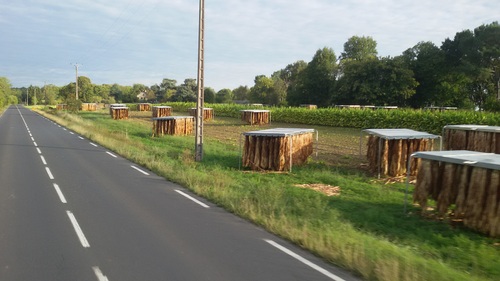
[36,148,42,154]
[53,183,67,204]
[63,128,67,131]
[131,165,149,175]
[79,136,84,140]
[264,239,345,281]
[175,190,210,208]
[90,142,98,147]
[92,266,109,281]
[45,167,54,179]
[31,137,35,142]
[106,152,117,158]
[66,211,90,248]
[40,155,47,165]
[33,142,38,147]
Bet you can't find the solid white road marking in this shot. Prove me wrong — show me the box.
[45,167,54,179]
[131,165,149,175]
[36,148,42,154]
[66,211,90,248]
[264,239,345,281]
[90,142,98,147]
[106,152,117,158]
[40,155,47,165]
[53,183,67,203]
[92,266,109,281]
[175,190,210,208]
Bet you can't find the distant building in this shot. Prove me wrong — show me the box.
[137,91,147,101]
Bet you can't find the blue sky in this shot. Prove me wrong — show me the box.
[0,0,498,91]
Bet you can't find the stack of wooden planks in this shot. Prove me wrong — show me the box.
[81,103,97,111]
[443,125,500,153]
[240,110,270,125]
[111,107,129,120]
[242,128,315,171]
[367,136,433,177]
[152,116,194,136]
[152,106,172,118]
[413,155,500,237]
[188,108,214,121]
[56,104,67,110]
[137,103,151,111]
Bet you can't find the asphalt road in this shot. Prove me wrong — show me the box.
[0,105,361,281]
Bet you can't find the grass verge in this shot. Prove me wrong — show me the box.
[37,108,500,281]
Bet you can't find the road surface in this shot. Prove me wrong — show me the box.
[0,105,361,281]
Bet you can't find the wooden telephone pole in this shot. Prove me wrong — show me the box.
[195,0,205,161]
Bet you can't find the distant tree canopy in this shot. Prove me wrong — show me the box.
[6,22,499,111]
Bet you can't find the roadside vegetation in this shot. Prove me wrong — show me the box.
[36,105,500,281]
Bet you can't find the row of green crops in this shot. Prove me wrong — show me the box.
[145,103,500,135]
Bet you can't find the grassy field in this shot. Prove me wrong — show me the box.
[37,107,500,281]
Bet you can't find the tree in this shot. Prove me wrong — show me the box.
[302,47,338,107]
[0,77,13,108]
[78,76,95,102]
[336,57,417,106]
[284,61,308,106]
[249,75,273,104]
[204,87,216,103]
[341,36,378,61]
[400,41,447,107]
[171,78,197,102]
[42,84,59,105]
[215,88,233,103]
[440,22,500,110]
[232,85,250,101]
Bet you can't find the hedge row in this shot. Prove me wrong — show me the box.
[161,102,500,135]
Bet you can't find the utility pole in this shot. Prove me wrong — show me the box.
[194,0,205,162]
[73,63,80,100]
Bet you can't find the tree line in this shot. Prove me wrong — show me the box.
[2,21,499,111]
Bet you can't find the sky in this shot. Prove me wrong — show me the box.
[0,0,498,91]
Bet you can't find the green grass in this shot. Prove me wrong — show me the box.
[37,108,500,281]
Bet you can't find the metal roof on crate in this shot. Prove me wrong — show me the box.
[444,124,500,132]
[363,128,439,140]
[243,128,315,137]
[240,109,270,112]
[152,116,194,120]
[412,150,500,171]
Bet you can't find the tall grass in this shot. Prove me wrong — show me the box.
[37,108,500,281]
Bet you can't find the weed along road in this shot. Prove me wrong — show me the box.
[0,105,361,281]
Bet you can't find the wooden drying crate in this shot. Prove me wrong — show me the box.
[442,125,500,153]
[152,106,172,117]
[109,103,126,114]
[81,103,97,111]
[410,150,500,237]
[300,104,317,109]
[362,129,440,178]
[110,107,129,120]
[241,128,317,172]
[56,104,67,110]
[188,107,214,121]
[240,110,271,125]
[152,116,194,136]
[137,103,151,111]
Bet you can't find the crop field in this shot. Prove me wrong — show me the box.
[130,110,368,171]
